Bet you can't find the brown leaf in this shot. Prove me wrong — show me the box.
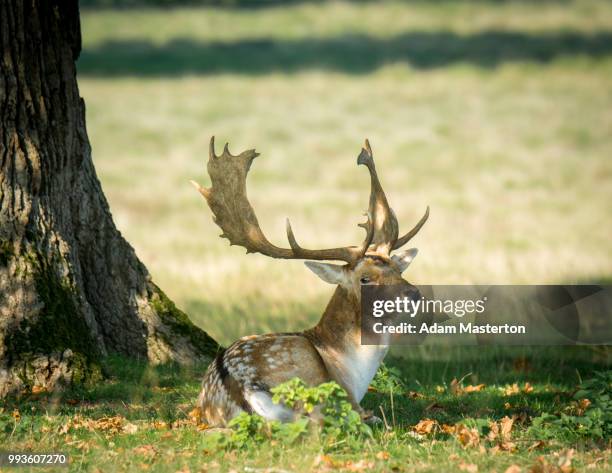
[441,424,456,434]
[455,424,480,448]
[528,456,549,473]
[188,407,204,424]
[405,391,424,399]
[123,423,138,434]
[11,409,20,421]
[314,454,337,469]
[505,465,522,473]
[500,416,514,439]
[344,459,375,472]
[376,451,390,460]
[499,441,517,452]
[576,398,591,415]
[556,449,575,473]
[413,419,437,435]
[133,445,157,457]
[450,378,462,395]
[31,385,47,394]
[523,382,534,393]
[504,384,520,396]
[464,384,486,393]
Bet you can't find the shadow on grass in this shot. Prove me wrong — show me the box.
[364,347,610,426]
[78,30,612,77]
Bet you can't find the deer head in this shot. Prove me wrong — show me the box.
[190,137,429,301]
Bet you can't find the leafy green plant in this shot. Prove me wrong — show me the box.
[211,378,371,450]
[271,378,371,439]
[370,363,405,394]
[529,371,612,440]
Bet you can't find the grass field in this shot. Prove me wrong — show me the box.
[77,0,612,344]
[2,1,612,471]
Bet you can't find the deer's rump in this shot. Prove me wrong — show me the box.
[197,333,330,425]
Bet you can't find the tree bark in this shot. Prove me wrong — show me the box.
[0,0,218,397]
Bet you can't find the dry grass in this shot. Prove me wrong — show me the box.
[79,0,612,344]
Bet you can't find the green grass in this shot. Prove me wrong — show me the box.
[76,0,612,345]
[5,1,612,470]
[1,348,610,472]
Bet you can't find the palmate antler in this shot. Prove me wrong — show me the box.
[191,137,427,264]
[357,139,430,253]
[190,137,374,264]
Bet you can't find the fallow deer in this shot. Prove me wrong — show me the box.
[191,137,429,425]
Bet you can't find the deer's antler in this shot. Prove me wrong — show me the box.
[358,139,429,253]
[190,137,374,264]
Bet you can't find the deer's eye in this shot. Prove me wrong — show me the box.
[360,276,371,284]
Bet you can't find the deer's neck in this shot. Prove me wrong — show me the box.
[306,286,388,403]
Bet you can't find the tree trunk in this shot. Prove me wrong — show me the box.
[0,0,218,397]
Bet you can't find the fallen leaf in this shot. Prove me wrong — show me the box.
[413,419,437,435]
[123,423,138,434]
[454,424,480,448]
[505,465,522,473]
[556,449,575,473]
[345,459,375,472]
[523,383,534,393]
[500,416,514,438]
[464,384,486,393]
[188,407,203,424]
[504,384,520,396]
[133,445,157,457]
[11,409,20,421]
[314,454,337,469]
[450,378,462,395]
[405,391,424,399]
[576,398,591,415]
[441,424,456,434]
[31,385,46,394]
[504,402,512,410]
[376,451,390,460]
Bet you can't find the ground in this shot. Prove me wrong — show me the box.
[2,0,611,471]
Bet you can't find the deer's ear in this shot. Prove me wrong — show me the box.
[304,261,347,285]
[392,248,418,273]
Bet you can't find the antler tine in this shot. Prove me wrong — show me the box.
[285,212,374,264]
[392,206,430,250]
[193,137,366,264]
[357,139,399,253]
[355,212,375,258]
